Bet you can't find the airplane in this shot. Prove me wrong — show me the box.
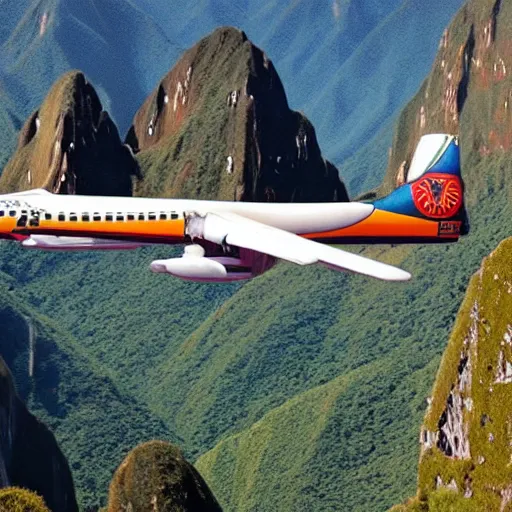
[0,133,467,283]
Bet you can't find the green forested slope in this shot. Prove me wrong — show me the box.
[1,153,509,511]
[0,274,173,508]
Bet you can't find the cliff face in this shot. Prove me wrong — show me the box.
[127,26,348,202]
[108,440,222,512]
[0,355,78,512]
[0,71,140,196]
[381,0,512,202]
[390,237,512,511]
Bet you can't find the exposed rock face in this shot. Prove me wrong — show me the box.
[380,0,512,200]
[0,71,140,196]
[107,440,222,512]
[127,27,348,202]
[0,356,78,512]
[391,237,512,511]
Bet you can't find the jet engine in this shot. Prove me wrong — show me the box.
[150,244,274,282]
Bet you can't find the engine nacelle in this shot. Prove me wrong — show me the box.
[150,245,253,282]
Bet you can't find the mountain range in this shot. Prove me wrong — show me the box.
[2,0,512,511]
[0,0,465,194]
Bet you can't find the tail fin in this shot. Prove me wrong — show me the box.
[374,134,469,235]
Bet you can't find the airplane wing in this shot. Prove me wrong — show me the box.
[190,212,411,281]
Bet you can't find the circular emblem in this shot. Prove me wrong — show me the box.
[412,174,462,219]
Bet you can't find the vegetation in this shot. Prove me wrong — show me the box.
[0,0,509,511]
[0,277,174,508]
[0,487,50,512]
[107,441,222,512]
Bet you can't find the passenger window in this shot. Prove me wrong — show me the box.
[138,213,145,221]
[127,214,135,221]
[70,213,78,222]
[58,213,65,221]
[116,214,124,221]
[44,213,52,220]
[106,213,113,221]
[148,212,156,221]
[159,213,167,220]
[82,213,90,222]
[0,211,4,217]
[9,211,16,217]
[171,213,179,220]
[93,213,101,221]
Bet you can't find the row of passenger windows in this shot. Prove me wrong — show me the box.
[0,210,180,222]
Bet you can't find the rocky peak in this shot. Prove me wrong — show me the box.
[0,71,140,196]
[391,237,512,511]
[380,0,512,199]
[127,26,348,202]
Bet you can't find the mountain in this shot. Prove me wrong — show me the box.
[0,274,174,508]
[0,0,465,195]
[0,0,179,136]
[390,237,512,511]
[130,0,466,183]
[0,71,140,195]
[127,26,347,202]
[1,1,511,511]
[0,354,77,512]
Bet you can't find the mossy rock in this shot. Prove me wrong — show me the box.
[108,441,222,512]
[0,487,50,512]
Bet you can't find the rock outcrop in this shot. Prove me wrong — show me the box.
[390,237,512,511]
[0,356,78,512]
[107,440,222,512]
[380,0,512,202]
[0,71,140,196]
[126,27,348,202]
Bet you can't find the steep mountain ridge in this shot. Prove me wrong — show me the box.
[390,237,512,511]
[0,71,140,195]
[0,354,77,512]
[130,0,465,172]
[128,27,347,202]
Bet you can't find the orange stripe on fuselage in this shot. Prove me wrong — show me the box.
[304,209,445,241]
[6,218,186,241]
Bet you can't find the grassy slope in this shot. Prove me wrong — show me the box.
[0,270,174,509]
